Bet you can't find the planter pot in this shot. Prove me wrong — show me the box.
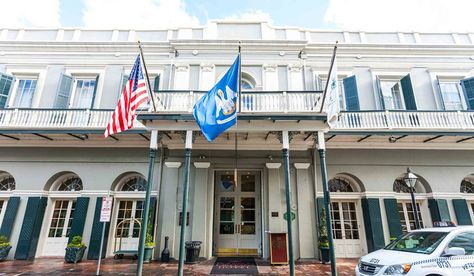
[319,247,330,264]
[0,246,12,261]
[65,246,87,263]
[144,247,154,263]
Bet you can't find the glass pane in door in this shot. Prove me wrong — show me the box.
[132,201,144,238]
[219,174,235,192]
[48,200,75,238]
[241,174,255,192]
[241,197,256,235]
[220,197,235,234]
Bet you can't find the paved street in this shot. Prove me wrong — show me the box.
[0,258,357,275]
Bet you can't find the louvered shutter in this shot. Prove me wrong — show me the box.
[0,73,14,108]
[54,74,73,108]
[343,75,360,111]
[362,198,385,251]
[15,197,47,260]
[460,76,474,110]
[153,75,161,92]
[383,198,402,238]
[375,76,385,110]
[400,74,417,110]
[68,197,90,243]
[0,197,20,239]
[452,199,472,225]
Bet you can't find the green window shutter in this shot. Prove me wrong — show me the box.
[15,197,47,260]
[361,198,385,252]
[87,197,111,260]
[68,197,90,243]
[452,199,472,225]
[435,76,446,110]
[316,197,325,225]
[343,75,360,111]
[89,75,100,109]
[428,199,451,223]
[400,74,417,110]
[383,198,402,239]
[0,197,20,239]
[153,75,161,92]
[460,77,474,110]
[54,74,73,108]
[375,76,385,110]
[0,73,14,108]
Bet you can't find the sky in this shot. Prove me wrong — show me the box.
[2,0,474,32]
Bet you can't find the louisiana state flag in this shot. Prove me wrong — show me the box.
[193,55,240,142]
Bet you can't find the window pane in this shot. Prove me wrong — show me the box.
[72,78,96,108]
[220,222,234,234]
[219,174,235,192]
[440,82,463,110]
[240,174,255,192]
[14,79,37,108]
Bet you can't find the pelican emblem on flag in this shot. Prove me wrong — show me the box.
[215,86,237,124]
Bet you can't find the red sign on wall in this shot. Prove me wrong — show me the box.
[269,233,288,265]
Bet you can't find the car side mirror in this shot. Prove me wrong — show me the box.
[443,247,466,257]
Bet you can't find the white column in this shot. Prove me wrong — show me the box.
[157,161,181,258]
[173,64,190,90]
[191,162,211,258]
[266,163,283,232]
[199,64,215,90]
[263,64,278,91]
[294,162,316,258]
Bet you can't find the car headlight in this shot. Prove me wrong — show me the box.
[383,264,411,275]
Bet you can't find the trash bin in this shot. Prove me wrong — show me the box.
[185,241,202,263]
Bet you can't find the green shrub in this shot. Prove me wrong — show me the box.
[67,236,85,248]
[145,233,155,247]
[0,235,10,247]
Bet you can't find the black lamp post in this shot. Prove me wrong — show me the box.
[404,167,421,230]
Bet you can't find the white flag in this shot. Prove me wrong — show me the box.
[325,56,340,127]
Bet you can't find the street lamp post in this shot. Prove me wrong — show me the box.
[404,167,421,230]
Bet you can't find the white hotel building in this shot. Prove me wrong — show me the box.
[0,21,473,261]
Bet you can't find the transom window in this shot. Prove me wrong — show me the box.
[439,81,464,110]
[13,78,37,108]
[329,177,354,192]
[57,176,83,191]
[241,79,254,90]
[0,174,15,191]
[72,78,97,108]
[461,179,474,193]
[120,176,147,192]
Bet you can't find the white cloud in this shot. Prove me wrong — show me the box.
[325,0,474,32]
[0,0,60,27]
[83,0,199,29]
[224,9,273,23]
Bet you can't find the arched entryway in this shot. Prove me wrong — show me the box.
[0,171,16,226]
[328,173,367,258]
[41,172,83,256]
[109,173,147,255]
[393,173,431,233]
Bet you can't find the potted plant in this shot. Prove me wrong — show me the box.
[144,233,155,263]
[0,235,12,261]
[65,235,87,263]
[318,208,330,264]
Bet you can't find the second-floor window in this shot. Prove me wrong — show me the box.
[380,80,404,110]
[438,81,464,110]
[317,75,346,110]
[13,78,37,108]
[71,78,97,108]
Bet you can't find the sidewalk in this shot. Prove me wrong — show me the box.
[0,258,357,275]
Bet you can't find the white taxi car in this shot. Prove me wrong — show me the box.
[356,225,474,275]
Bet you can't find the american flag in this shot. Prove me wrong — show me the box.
[104,55,149,137]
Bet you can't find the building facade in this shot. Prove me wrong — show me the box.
[0,21,474,261]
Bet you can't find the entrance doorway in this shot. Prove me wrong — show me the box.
[214,170,261,256]
[43,199,76,256]
[331,201,363,258]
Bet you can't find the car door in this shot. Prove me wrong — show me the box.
[444,231,474,256]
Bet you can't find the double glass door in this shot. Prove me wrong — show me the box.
[215,170,260,256]
[114,200,144,251]
[44,200,76,256]
[331,201,363,258]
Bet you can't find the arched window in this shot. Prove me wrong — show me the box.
[0,173,15,191]
[241,79,254,90]
[57,176,83,191]
[120,176,147,192]
[461,178,474,193]
[328,177,354,192]
[393,179,413,193]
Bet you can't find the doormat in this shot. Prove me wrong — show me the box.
[211,257,258,275]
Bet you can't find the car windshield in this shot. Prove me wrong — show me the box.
[385,231,448,254]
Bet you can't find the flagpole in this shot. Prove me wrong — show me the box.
[138,41,158,112]
[238,41,242,113]
[318,42,338,113]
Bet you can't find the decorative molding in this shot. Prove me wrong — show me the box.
[176,130,198,143]
[165,161,182,168]
[287,64,302,72]
[266,163,281,169]
[194,162,211,169]
[175,64,189,72]
[263,64,278,72]
[268,131,299,144]
[200,64,215,72]
[294,163,310,169]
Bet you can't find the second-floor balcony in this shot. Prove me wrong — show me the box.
[0,90,473,133]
